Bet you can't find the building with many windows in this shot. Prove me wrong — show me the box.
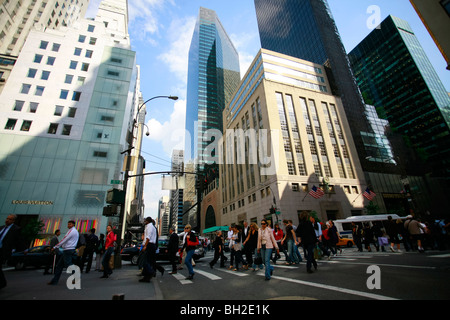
[169,149,185,233]
[0,0,89,92]
[184,7,241,171]
[253,0,446,217]
[219,49,366,227]
[348,15,450,216]
[184,7,241,231]
[0,0,141,242]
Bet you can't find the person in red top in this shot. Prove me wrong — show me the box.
[272,223,287,264]
[101,225,116,278]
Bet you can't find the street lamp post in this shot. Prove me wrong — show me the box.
[114,95,178,268]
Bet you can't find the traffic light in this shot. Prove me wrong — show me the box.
[270,206,276,214]
[106,188,125,204]
[195,177,201,191]
[103,205,118,216]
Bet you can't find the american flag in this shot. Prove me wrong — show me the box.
[363,187,376,201]
[309,185,325,199]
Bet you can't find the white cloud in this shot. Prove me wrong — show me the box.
[230,31,260,77]
[157,16,197,85]
[143,174,169,219]
[146,98,186,157]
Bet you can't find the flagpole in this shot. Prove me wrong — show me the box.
[352,192,363,204]
[302,192,309,202]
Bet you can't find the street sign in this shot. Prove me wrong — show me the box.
[111,180,123,185]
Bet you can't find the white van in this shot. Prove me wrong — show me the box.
[333,214,405,240]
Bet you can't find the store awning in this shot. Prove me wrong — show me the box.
[202,226,229,234]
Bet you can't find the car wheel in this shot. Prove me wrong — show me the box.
[15,261,25,270]
[131,254,139,265]
[347,241,353,248]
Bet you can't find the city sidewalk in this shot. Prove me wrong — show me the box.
[0,264,162,300]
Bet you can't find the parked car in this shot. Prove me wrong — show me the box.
[8,245,76,270]
[193,245,205,261]
[120,237,171,265]
[120,244,141,265]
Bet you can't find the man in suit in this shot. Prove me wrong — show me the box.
[168,227,179,274]
[0,214,24,289]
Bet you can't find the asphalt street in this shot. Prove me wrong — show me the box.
[1,247,449,303]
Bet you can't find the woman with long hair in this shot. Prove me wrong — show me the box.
[257,219,279,280]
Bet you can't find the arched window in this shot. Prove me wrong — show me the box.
[205,205,216,229]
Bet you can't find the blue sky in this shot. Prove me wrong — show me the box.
[86,0,450,219]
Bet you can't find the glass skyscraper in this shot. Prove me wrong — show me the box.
[185,7,241,171]
[348,15,450,179]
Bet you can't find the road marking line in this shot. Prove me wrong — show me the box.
[428,254,450,258]
[320,260,436,269]
[171,272,193,285]
[256,273,398,300]
[273,264,298,269]
[195,269,222,280]
[215,268,250,277]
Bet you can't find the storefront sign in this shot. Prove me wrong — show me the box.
[12,200,54,205]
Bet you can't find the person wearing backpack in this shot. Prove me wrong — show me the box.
[183,224,199,280]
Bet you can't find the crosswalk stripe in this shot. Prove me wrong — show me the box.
[428,253,450,258]
[272,264,298,269]
[170,272,193,285]
[194,269,222,280]
[215,268,250,277]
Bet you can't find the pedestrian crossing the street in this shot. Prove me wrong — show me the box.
[164,248,406,285]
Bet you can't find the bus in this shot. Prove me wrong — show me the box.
[333,214,405,240]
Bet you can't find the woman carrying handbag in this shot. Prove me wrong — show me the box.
[257,219,279,280]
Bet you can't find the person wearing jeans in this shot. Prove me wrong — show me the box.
[282,220,299,264]
[183,224,198,280]
[101,225,116,279]
[257,219,279,280]
[48,220,79,285]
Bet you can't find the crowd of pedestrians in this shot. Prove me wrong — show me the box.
[1,211,449,289]
[205,212,450,280]
[206,212,347,278]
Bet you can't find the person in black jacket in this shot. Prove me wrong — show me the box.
[168,227,179,274]
[209,230,225,269]
[81,228,98,273]
[0,214,25,289]
[296,211,318,274]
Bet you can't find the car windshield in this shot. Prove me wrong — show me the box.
[28,246,46,253]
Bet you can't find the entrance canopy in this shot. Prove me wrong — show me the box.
[202,226,229,234]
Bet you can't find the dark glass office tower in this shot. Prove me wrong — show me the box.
[185,7,241,171]
[254,0,383,173]
[348,15,450,179]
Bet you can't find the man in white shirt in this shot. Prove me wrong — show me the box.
[140,217,157,282]
[48,220,79,285]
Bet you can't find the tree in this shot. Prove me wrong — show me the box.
[20,218,45,248]
[310,210,321,223]
[365,201,379,215]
